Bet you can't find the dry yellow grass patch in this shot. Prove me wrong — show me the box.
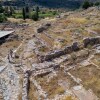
[39,33,54,47]
[18,76,23,100]
[8,18,33,24]
[70,18,88,24]
[70,65,100,98]
[90,54,100,67]
[91,27,100,34]
[29,82,38,100]
[62,95,77,100]
[8,18,25,23]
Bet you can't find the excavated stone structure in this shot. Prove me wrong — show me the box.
[39,37,100,62]
[32,61,59,76]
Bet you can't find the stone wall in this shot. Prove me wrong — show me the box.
[39,37,100,62]
[22,71,30,100]
[32,61,59,77]
[39,42,79,62]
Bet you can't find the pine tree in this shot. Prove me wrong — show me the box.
[4,6,10,17]
[25,6,29,18]
[95,2,100,6]
[9,6,15,16]
[35,6,39,20]
[0,5,4,13]
[22,8,26,20]
[25,6,29,13]
[32,6,39,21]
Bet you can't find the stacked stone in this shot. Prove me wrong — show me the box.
[32,61,59,77]
[39,42,79,62]
[22,71,30,100]
[39,36,100,62]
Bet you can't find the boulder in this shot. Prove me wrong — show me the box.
[72,42,79,51]
[83,36,100,47]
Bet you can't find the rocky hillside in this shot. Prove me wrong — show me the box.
[0,7,100,100]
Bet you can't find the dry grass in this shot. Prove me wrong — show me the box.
[91,54,100,67]
[8,18,25,24]
[8,18,33,24]
[35,69,78,99]
[18,76,23,100]
[38,77,61,98]
[39,33,54,47]
[70,65,100,98]
[28,82,38,100]
[69,18,88,24]
[0,40,21,57]
[62,96,75,100]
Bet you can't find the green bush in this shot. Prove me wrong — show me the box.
[12,13,23,19]
[82,1,91,9]
[32,6,39,21]
[0,14,7,22]
[32,13,38,21]
[95,2,100,6]
[0,5,4,13]
[52,11,57,15]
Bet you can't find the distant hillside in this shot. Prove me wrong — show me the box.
[1,0,100,9]
[32,0,81,9]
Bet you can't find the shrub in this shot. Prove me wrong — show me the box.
[32,6,39,21]
[82,1,91,9]
[52,11,57,15]
[95,2,100,6]
[90,2,94,7]
[0,5,4,13]
[0,14,7,22]
[32,13,38,21]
